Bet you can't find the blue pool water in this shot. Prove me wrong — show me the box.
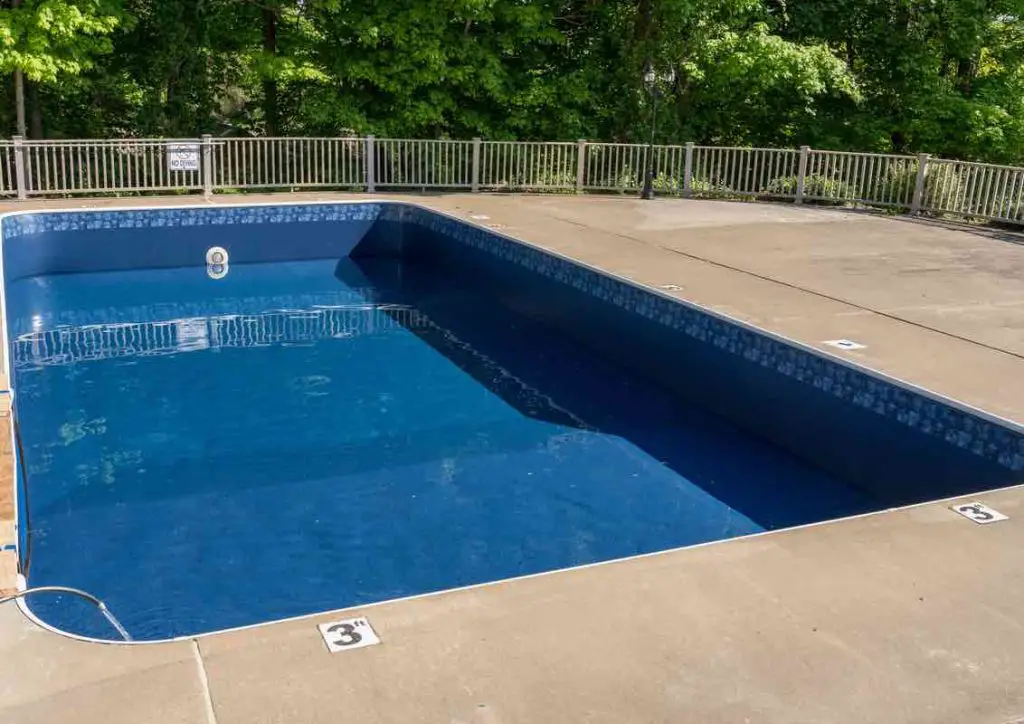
[12,255,877,640]
[6,203,1020,641]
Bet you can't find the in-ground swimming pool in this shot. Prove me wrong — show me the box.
[3,202,1022,641]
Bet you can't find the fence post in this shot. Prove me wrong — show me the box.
[576,139,587,192]
[910,153,929,214]
[683,142,694,198]
[13,135,26,200]
[471,137,482,192]
[201,134,213,198]
[795,145,810,204]
[365,135,376,192]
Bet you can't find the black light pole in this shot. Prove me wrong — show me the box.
[640,61,674,200]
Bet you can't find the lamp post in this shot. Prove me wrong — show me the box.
[640,60,675,200]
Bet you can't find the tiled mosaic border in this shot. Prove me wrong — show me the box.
[0,203,387,239]
[404,206,1024,473]
[3,201,1022,472]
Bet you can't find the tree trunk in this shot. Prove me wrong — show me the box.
[166,59,183,134]
[13,71,26,136]
[891,130,907,154]
[955,57,974,94]
[12,0,25,136]
[26,80,42,139]
[262,5,279,136]
[633,0,653,44]
[632,0,655,78]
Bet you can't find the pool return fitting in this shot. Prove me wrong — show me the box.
[206,246,228,265]
[0,586,133,641]
[206,246,229,279]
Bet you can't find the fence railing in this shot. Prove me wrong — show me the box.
[214,137,365,190]
[2,136,1022,225]
[692,146,802,198]
[18,138,203,195]
[375,138,472,189]
[479,141,578,191]
[923,158,1024,222]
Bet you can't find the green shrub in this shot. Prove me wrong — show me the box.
[765,173,856,203]
[689,176,733,197]
[921,164,964,211]
[622,172,731,197]
[764,174,799,196]
[531,169,578,194]
[987,199,1024,225]
[485,169,576,193]
[871,160,918,205]
[599,169,685,194]
[804,174,857,201]
[613,168,642,191]
[589,169,733,197]
[653,172,684,194]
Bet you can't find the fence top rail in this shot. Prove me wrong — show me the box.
[221,136,362,142]
[481,140,578,146]
[928,157,1024,174]
[18,138,204,145]
[809,149,917,161]
[586,142,686,150]
[376,138,473,144]
[693,145,800,153]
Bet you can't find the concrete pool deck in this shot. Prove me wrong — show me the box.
[0,193,1022,723]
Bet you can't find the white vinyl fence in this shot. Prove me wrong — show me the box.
[2,136,1022,225]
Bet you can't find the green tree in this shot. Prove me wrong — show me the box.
[779,0,1024,160]
[0,0,1020,165]
[0,0,126,136]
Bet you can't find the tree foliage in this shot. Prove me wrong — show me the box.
[0,0,1021,163]
[0,0,125,82]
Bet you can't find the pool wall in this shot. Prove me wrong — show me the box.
[389,207,1024,503]
[0,204,399,281]
[2,200,1023,579]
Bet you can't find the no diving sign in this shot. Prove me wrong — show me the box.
[167,143,200,172]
